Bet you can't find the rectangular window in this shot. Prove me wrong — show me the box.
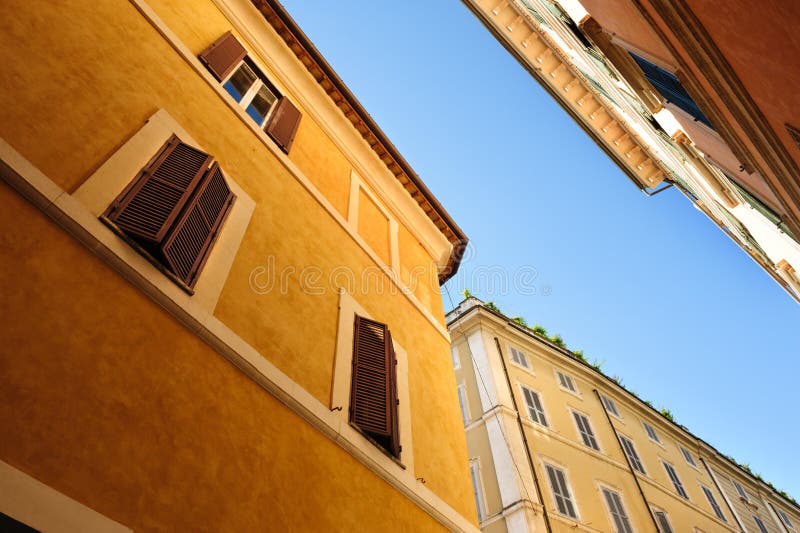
[701,486,726,522]
[451,346,461,370]
[544,464,578,519]
[680,446,696,467]
[654,510,674,533]
[663,462,688,499]
[103,136,236,290]
[779,510,795,530]
[602,488,634,533]
[643,422,661,443]
[509,346,530,369]
[557,371,577,392]
[350,315,400,458]
[734,480,749,501]
[619,435,646,474]
[470,459,486,521]
[457,384,470,426]
[199,32,301,153]
[601,395,621,418]
[522,386,548,426]
[753,516,769,533]
[573,411,599,450]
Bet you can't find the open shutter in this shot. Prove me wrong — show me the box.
[264,97,302,153]
[199,31,247,82]
[350,315,400,457]
[161,162,236,287]
[106,135,212,244]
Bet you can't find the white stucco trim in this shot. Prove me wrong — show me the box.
[0,141,477,533]
[0,461,131,533]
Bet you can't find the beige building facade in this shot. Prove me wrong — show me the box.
[449,297,799,532]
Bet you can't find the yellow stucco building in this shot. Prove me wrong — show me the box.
[0,0,478,530]
[449,297,800,532]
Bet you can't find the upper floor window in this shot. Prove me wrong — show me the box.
[663,462,688,499]
[680,446,696,467]
[556,371,577,393]
[619,435,646,475]
[199,32,301,153]
[753,516,769,533]
[521,386,548,427]
[733,480,749,501]
[601,395,621,418]
[470,459,487,522]
[544,464,578,519]
[653,510,674,533]
[778,509,795,530]
[350,315,400,458]
[509,346,530,369]
[103,135,236,290]
[602,487,634,533]
[451,346,461,370]
[457,383,470,426]
[701,485,726,522]
[643,422,661,443]
[572,411,599,451]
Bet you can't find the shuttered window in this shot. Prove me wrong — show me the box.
[778,510,795,530]
[509,346,530,368]
[702,486,726,522]
[680,446,696,467]
[734,480,749,501]
[643,421,661,443]
[457,384,470,426]
[573,412,599,450]
[654,510,674,533]
[602,488,634,533]
[350,315,400,458]
[544,464,578,519]
[754,516,769,533]
[663,462,688,499]
[199,33,301,153]
[470,459,486,521]
[557,371,577,392]
[105,136,236,289]
[601,395,621,418]
[521,386,548,426]
[619,435,646,474]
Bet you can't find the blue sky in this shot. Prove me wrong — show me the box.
[281,0,800,498]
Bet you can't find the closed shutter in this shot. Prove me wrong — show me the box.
[350,315,400,457]
[199,31,247,81]
[161,162,235,288]
[265,96,302,153]
[106,136,212,244]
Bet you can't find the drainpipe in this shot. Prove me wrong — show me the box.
[699,456,745,532]
[494,337,552,533]
[593,389,660,532]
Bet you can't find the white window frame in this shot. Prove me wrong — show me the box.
[619,434,646,475]
[600,485,635,533]
[652,508,674,533]
[778,509,796,531]
[601,394,622,419]
[451,346,461,370]
[508,344,531,370]
[571,409,600,451]
[700,484,726,522]
[643,421,661,444]
[457,383,471,426]
[680,446,697,468]
[662,461,689,499]
[543,462,579,519]
[520,384,548,427]
[753,515,769,533]
[470,458,488,522]
[221,60,280,130]
[733,480,749,501]
[555,369,579,394]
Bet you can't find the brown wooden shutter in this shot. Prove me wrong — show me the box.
[199,31,247,81]
[264,96,302,153]
[106,135,212,245]
[350,315,400,458]
[161,162,236,288]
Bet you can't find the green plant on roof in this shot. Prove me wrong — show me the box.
[532,325,548,337]
[511,316,528,327]
[659,408,674,422]
[610,375,623,386]
[462,288,473,299]
[572,349,586,362]
[485,301,501,314]
[590,358,604,371]
[550,334,566,348]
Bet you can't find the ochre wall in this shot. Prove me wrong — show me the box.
[0,0,476,528]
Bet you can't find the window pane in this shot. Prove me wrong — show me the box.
[223,63,257,102]
[246,85,277,124]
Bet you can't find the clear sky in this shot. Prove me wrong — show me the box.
[280,0,800,498]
